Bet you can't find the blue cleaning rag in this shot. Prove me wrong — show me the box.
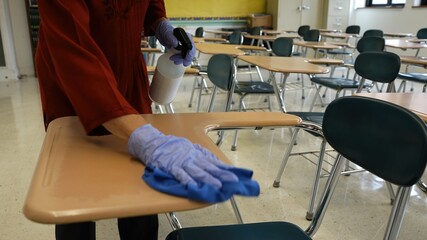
[142,166,260,203]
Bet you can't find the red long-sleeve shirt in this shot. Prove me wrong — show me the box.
[36,0,166,135]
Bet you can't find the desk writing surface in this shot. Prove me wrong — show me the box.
[238,56,329,74]
[140,47,162,53]
[193,37,227,43]
[244,34,300,41]
[24,112,301,224]
[385,39,427,50]
[262,29,297,35]
[384,32,414,38]
[321,32,358,39]
[195,43,266,56]
[146,66,199,75]
[195,43,245,56]
[294,41,342,50]
[355,93,427,121]
[400,56,427,68]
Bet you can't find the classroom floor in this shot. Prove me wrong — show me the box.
[1,63,426,239]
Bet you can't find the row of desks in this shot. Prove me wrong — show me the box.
[24,92,427,224]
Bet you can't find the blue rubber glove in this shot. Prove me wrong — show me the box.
[155,20,196,67]
[128,124,239,189]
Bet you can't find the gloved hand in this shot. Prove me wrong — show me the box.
[155,20,196,67]
[128,124,239,189]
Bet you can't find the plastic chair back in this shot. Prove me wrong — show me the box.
[272,37,294,57]
[207,54,235,91]
[228,31,243,45]
[195,27,204,37]
[363,29,383,38]
[148,36,157,48]
[354,51,400,84]
[297,25,310,38]
[345,25,360,34]
[303,29,320,42]
[356,36,385,53]
[323,96,427,186]
[416,28,427,39]
[249,27,262,36]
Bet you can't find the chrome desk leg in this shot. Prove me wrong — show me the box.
[165,104,175,113]
[306,138,327,220]
[417,180,427,193]
[166,212,182,230]
[230,197,243,224]
[383,186,412,240]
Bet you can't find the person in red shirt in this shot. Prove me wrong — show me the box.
[36,1,246,240]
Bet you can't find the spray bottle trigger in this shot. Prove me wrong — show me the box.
[173,28,193,58]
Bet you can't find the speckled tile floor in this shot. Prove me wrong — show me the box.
[1,62,426,239]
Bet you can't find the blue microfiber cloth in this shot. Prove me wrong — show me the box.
[142,166,260,203]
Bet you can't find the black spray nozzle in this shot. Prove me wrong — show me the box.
[173,28,193,58]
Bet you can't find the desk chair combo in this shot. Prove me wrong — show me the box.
[273,51,402,220]
[205,54,276,150]
[293,29,321,84]
[292,25,310,57]
[270,37,306,99]
[228,31,244,45]
[297,29,321,57]
[309,38,388,110]
[322,25,360,60]
[247,26,262,46]
[166,96,427,240]
[396,27,427,93]
[195,27,204,38]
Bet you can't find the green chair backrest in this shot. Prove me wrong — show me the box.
[272,37,294,57]
[195,27,204,37]
[363,29,383,38]
[356,36,385,53]
[148,36,157,48]
[297,25,310,37]
[345,25,360,34]
[416,28,427,39]
[354,51,400,84]
[207,54,235,91]
[303,29,320,42]
[323,96,427,186]
[249,27,262,36]
[228,31,243,45]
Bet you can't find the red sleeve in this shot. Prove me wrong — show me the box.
[144,0,167,36]
[37,0,138,133]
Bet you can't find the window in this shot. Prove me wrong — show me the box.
[366,0,406,6]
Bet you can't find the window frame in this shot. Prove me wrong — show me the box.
[365,0,406,7]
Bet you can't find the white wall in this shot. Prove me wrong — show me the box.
[350,2,426,34]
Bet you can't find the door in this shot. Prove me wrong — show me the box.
[0,0,18,80]
[276,0,325,31]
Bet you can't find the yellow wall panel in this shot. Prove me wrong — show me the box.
[164,0,266,18]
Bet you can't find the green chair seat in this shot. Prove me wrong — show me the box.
[235,81,275,94]
[166,222,310,240]
[398,72,427,84]
[287,112,324,137]
[310,77,368,90]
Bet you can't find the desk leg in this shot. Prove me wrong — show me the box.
[166,212,182,230]
[417,180,427,193]
[165,104,175,113]
[269,71,287,113]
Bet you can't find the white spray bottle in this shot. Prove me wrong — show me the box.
[149,28,193,105]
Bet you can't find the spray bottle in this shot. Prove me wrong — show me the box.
[149,28,193,105]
